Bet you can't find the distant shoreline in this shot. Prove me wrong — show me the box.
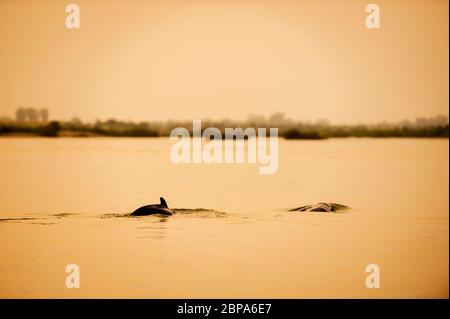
[0,132,448,139]
[1,117,448,139]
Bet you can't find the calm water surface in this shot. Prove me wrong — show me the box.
[0,138,448,298]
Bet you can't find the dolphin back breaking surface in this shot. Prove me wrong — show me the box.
[289,203,350,212]
[129,197,175,216]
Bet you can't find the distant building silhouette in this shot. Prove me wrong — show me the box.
[15,108,26,122]
[15,107,49,123]
[40,109,49,122]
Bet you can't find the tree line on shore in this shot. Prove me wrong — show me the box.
[0,112,448,139]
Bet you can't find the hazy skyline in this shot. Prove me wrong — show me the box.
[0,0,448,124]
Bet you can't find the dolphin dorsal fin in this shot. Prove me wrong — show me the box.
[160,197,168,208]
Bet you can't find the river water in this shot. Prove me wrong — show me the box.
[0,137,448,298]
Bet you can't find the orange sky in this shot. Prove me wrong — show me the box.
[0,0,448,123]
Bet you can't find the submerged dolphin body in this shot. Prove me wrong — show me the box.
[289,203,349,213]
[130,197,175,216]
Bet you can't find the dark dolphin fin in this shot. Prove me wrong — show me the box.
[160,197,168,208]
